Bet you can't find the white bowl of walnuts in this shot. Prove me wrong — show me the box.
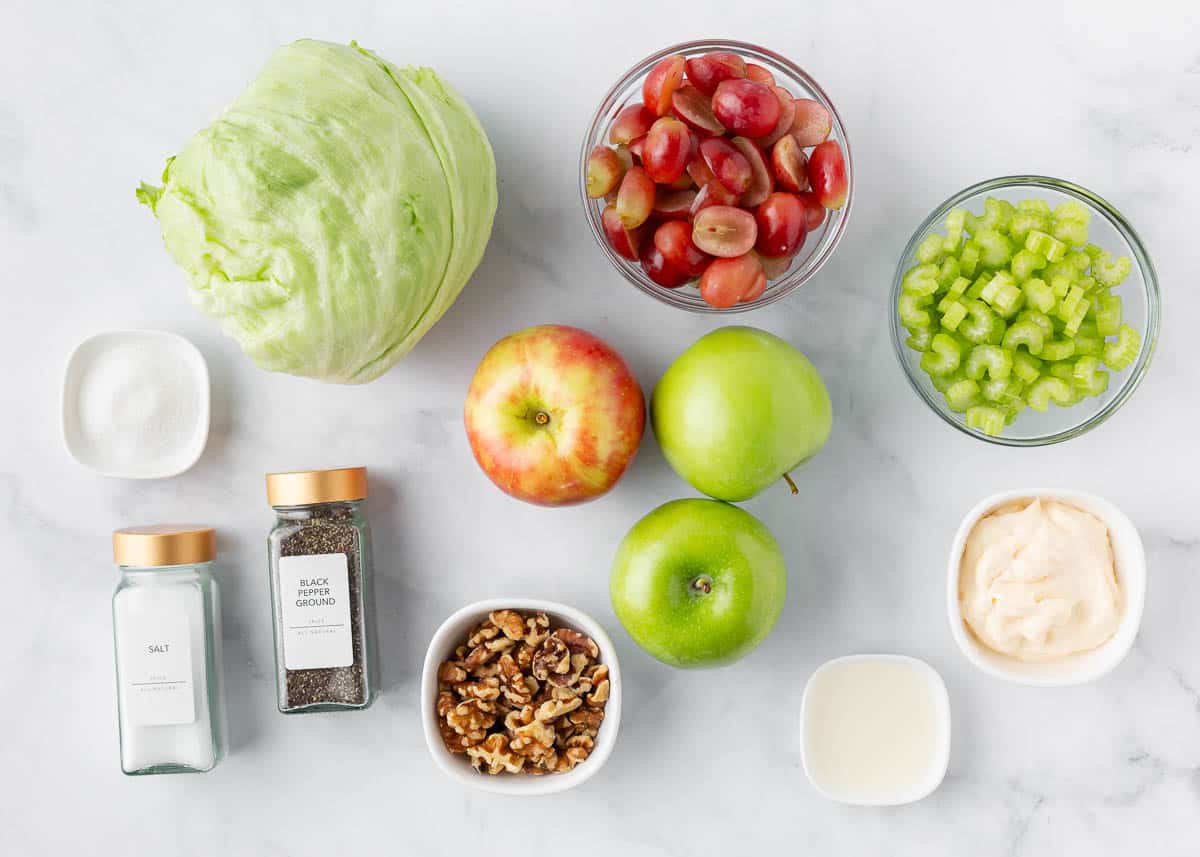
[421,598,622,795]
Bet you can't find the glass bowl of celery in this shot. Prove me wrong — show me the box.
[890,176,1159,446]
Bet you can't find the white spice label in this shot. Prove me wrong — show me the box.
[119,608,196,727]
[278,553,353,670]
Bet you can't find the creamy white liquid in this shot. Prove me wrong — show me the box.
[803,658,947,804]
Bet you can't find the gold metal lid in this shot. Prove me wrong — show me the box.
[112,525,216,567]
[266,466,368,506]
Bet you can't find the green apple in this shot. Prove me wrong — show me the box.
[610,498,787,668]
[651,326,831,502]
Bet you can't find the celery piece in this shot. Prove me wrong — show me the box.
[1077,275,1098,294]
[1040,338,1076,362]
[1002,320,1045,356]
[1053,218,1089,247]
[1103,324,1141,371]
[929,367,964,394]
[965,344,1013,381]
[944,378,982,413]
[1012,351,1043,384]
[993,284,1024,318]
[1092,251,1132,287]
[981,376,1023,404]
[937,256,962,288]
[941,301,968,331]
[937,293,962,314]
[1083,243,1104,263]
[975,228,1013,268]
[1010,210,1050,245]
[1027,376,1075,411]
[902,263,940,296]
[1094,294,1122,336]
[921,333,962,375]
[1066,250,1092,272]
[1057,284,1087,321]
[1003,400,1027,424]
[1081,370,1109,397]
[916,233,945,264]
[1016,310,1054,339]
[1018,199,1052,215]
[966,274,992,301]
[943,209,968,252]
[948,276,970,297]
[1050,274,1073,300]
[1025,230,1067,262]
[1043,260,1079,286]
[899,292,933,330]
[1053,200,1091,225]
[1063,298,1090,336]
[960,301,997,345]
[1021,277,1055,313]
[1074,330,1104,357]
[1010,249,1047,281]
[959,242,981,277]
[1072,355,1110,397]
[965,405,1006,436]
[1048,361,1076,383]
[906,325,934,352]
[980,197,1015,232]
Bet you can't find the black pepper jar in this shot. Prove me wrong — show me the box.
[266,467,377,713]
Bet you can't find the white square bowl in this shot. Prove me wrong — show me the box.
[947,489,1146,686]
[62,329,210,479]
[800,654,951,806]
[420,598,622,795]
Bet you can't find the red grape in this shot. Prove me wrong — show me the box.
[807,140,848,209]
[639,239,690,288]
[731,136,774,207]
[671,85,726,136]
[654,220,712,277]
[609,104,655,145]
[685,51,746,96]
[692,205,758,257]
[616,166,656,228]
[699,253,763,308]
[790,99,832,147]
[586,146,626,198]
[643,55,686,117]
[602,204,641,260]
[699,137,752,195]
[642,117,692,184]
[770,135,808,193]
[711,79,781,138]
[754,192,807,257]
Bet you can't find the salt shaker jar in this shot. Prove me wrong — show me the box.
[266,467,378,713]
[111,525,226,775]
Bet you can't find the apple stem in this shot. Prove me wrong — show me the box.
[534,411,550,426]
[692,576,712,595]
[783,473,799,495]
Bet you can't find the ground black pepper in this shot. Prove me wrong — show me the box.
[277,505,368,708]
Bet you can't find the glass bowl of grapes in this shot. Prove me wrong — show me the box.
[580,39,852,312]
[891,175,1160,446]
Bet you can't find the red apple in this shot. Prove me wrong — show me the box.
[464,325,646,506]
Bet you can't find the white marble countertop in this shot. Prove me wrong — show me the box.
[2,1,1197,854]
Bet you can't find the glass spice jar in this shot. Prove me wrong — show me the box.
[266,467,378,713]
[111,525,226,775]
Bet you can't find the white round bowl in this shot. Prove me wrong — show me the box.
[947,489,1146,686]
[420,598,622,796]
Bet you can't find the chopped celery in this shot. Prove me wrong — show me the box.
[1016,310,1054,339]
[899,292,933,330]
[905,326,934,352]
[1040,338,1076,362]
[1083,243,1104,263]
[1021,277,1055,313]
[937,257,962,288]
[1043,260,1078,286]
[929,367,964,394]
[1018,199,1051,215]
[1010,249,1047,281]
[1102,324,1140,371]
[1094,294,1122,336]
[1073,329,1104,357]
[1049,274,1073,300]
[902,263,940,295]
[943,209,967,252]
[1002,320,1045,355]
[941,301,968,331]
[944,378,982,412]
[1072,356,1110,397]
[981,376,1023,404]
[948,276,970,297]
[1053,200,1091,224]
[1026,376,1075,412]
[975,229,1013,268]
[1065,250,1091,272]
[965,273,992,300]
[1092,251,1132,287]
[965,404,1006,436]
[916,233,945,264]
[959,242,981,277]
[1057,284,1087,321]
[1010,210,1050,245]
[1048,361,1076,383]
[980,197,1014,232]
[921,333,962,375]
[965,345,1013,381]
[1012,351,1043,384]
[1024,230,1067,262]
[1063,298,1090,336]
[959,300,997,345]
[1052,218,1089,247]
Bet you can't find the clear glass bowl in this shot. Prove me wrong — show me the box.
[890,176,1160,446]
[579,39,853,313]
